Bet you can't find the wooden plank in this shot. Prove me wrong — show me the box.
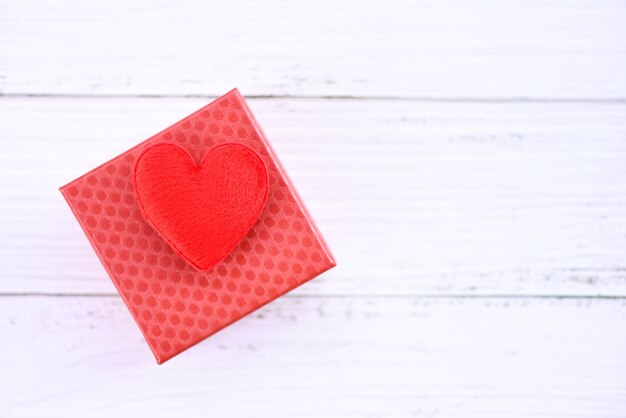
[1,97,626,296]
[1,0,625,98]
[1,296,625,417]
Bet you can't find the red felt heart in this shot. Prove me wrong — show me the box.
[133,143,269,271]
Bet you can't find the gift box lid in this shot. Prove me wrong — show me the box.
[60,89,335,363]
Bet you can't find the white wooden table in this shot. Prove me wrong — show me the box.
[2,1,626,416]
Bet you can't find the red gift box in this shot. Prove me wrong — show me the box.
[60,89,335,363]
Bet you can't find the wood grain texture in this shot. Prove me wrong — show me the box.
[1,0,625,98]
[2,296,625,418]
[2,0,626,415]
[1,97,626,296]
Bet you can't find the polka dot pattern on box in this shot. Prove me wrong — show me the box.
[60,89,335,363]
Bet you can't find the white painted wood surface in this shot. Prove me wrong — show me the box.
[1,0,626,98]
[1,0,626,416]
[2,98,626,296]
[2,297,626,418]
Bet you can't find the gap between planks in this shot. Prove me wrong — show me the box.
[2,93,626,104]
[1,293,625,299]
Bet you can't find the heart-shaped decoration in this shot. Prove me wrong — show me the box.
[132,143,269,271]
